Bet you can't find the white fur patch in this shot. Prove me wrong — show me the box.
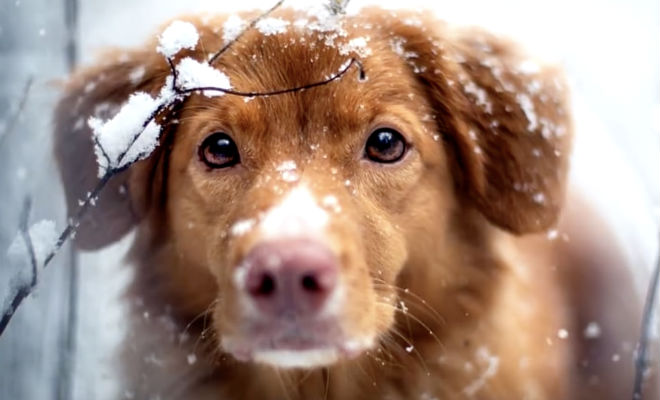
[253,348,338,369]
[259,186,328,239]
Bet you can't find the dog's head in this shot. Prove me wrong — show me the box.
[55,8,571,369]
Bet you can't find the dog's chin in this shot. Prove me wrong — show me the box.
[222,334,375,369]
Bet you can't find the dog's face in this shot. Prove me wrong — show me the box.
[168,32,454,366]
[55,8,571,369]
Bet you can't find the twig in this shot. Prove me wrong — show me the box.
[179,58,364,98]
[327,0,351,15]
[632,234,660,399]
[43,172,113,267]
[207,0,284,65]
[0,76,34,148]
[0,198,39,335]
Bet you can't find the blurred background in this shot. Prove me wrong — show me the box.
[0,0,658,398]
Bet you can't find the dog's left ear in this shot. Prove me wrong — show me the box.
[380,14,572,234]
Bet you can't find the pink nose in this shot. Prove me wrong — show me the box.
[242,240,338,318]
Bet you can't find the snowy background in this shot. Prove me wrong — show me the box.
[0,0,658,398]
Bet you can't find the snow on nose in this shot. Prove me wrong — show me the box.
[259,185,329,239]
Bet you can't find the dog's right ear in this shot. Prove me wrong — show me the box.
[54,47,169,250]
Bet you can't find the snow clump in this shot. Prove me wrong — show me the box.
[157,20,199,57]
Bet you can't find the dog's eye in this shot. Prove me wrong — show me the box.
[199,132,240,168]
[364,128,407,163]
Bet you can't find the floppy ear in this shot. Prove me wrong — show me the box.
[382,15,572,234]
[54,46,171,250]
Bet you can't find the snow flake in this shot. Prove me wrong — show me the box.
[157,20,199,58]
[275,160,300,183]
[339,36,372,58]
[518,60,540,75]
[230,219,256,237]
[463,347,500,396]
[532,192,546,204]
[516,93,538,131]
[390,37,417,59]
[583,322,602,339]
[462,81,492,113]
[402,18,422,27]
[322,195,341,213]
[129,65,146,84]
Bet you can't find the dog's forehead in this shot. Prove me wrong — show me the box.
[187,12,425,144]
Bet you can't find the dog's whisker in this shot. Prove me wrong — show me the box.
[372,334,408,370]
[377,301,446,352]
[273,368,296,400]
[373,279,448,328]
[323,367,330,400]
[182,298,219,338]
[386,325,432,376]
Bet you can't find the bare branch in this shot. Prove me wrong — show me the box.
[632,234,660,399]
[19,197,39,288]
[207,0,284,65]
[93,136,112,167]
[178,58,365,98]
[43,172,113,267]
[0,197,39,335]
[326,0,351,15]
[0,76,34,148]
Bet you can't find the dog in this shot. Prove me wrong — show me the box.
[53,5,652,399]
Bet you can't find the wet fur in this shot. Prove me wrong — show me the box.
[54,8,650,399]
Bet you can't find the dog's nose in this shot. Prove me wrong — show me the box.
[241,240,338,318]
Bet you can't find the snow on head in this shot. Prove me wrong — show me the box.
[223,15,246,44]
[256,17,290,36]
[339,37,372,58]
[88,92,162,177]
[260,186,328,239]
[299,3,344,34]
[176,57,232,97]
[157,20,199,58]
[275,160,299,183]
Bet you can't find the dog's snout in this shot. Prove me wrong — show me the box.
[242,240,338,317]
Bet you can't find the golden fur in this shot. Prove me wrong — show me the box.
[54,7,652,399]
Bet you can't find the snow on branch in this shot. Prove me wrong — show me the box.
[0,198,56,334]
[0,0,368,337]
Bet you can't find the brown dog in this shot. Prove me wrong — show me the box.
[54,6,649,399]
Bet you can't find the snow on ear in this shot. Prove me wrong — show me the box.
[443,32,572,234]
[381,13,572,234]
[54,48,169,250]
